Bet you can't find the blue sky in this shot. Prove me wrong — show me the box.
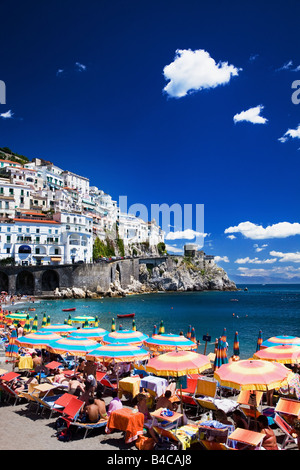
[1,0,300,283]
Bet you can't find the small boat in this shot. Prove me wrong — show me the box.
[62,308,76,312]
[28,308,36,311]
[117,313,135,318]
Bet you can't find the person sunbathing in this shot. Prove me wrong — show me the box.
[257,415,278,450]
[94,390,108,419]
[84,397,101,423]
[68,377,85,396]
[155,390,174,411]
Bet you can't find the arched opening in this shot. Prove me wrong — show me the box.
[16,270,35,295]
[42,270,59,291]
[0,271,9,293]
[116,264,121,283]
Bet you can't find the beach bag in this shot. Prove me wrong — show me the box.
[57,428,72,442]
[135,436,155,450]
[55,417,69,432]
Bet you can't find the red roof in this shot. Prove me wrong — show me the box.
[13,218,60,224]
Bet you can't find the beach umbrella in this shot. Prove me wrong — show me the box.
[186,325,192,339]
[94,316,99,328]
[86,342,150,364]
[152,325,157,336]
[71,327,108,341]
[67,314,72,325]
[23,314,31,334]
[40,324,77,334]
[111,318,116,332]
[146,349,211,377]
[31,314,38,333]
[256,330,263,351]
[221,328,227,343]
[15,331,61,350]
[132,319,136,331]
[0,310,4,328]
[83,320,89,328]
[253,345,300,365]
[233,331,240,357]
[158,320,165,335]
[5,312,33,325]
[260,335,300,349]
[214,337,228,371]
[48,336,98,356]
[46,316,51,326]
[41,313,47,327]
[102,329,149,345]
[143,333,197,352]
[71,315,96,325]
[214,359,291,392]
[146,349,212,414]
[5,328,19,360]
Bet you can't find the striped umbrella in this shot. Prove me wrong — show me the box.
[46,316,51,326]
[102,329,149,345]
[158,320,165,335]
[5,328,19,359]
[256,330,263,351]
[253,344,300,365]
[86,342,150,363]
[260,335,300,349]
[23,314,31,333]
[41,313,47,327]
[233,331,240,356]
[71,315,96,325]
[214,359,292,391]
[94,316,99,328]
[146,350,212,377]
[15,331,61,350]
[40,324,77,334]
[111,318,116,332]
[132,319,136,331]
[5,312,33,325]
[214,337,228,371]
[48,336,98,356]
[221,328,227,343]
[67,315,72,325]
[31,314,38,333]
[143,333,197,352]
[71,327,108,341]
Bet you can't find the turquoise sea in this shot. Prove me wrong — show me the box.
[14,284,300,360]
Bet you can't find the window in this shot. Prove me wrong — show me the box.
[18,228,22,233]
[6,247,10,254]
[36,228,40,233]
[6,236,11,243]
[9,188,13,195]
[35,247,40,254]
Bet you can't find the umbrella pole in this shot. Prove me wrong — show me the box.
[179,383,183,415]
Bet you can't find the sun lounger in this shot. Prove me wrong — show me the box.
[195,378,218,413]
[98,374,118,394]
[227,427,265,450]
[154,423,199,450]
[176,378,201,416]
[0,380,24,405]
[71,417,108,439]
[31,383,65,417]
[274,413,298,449]
[275,397,300,418]
[61,397,85,421]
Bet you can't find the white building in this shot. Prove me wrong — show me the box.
[61,170,90,197]
[53,211,93,264]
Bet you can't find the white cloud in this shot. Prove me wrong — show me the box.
[166,229,208,240]
[276,60,300,72]
[270,250,300,263]
[237,266,300,280]
[0,110,13,119]
[254,243,268,252]
[56,69,64,76]
[225,221,300,240]
[75,62,87,72]
[215,256,229,263]
[165,244,183,254]
[163,49,241,98]
[279,124,300,143]
[227,235,236,240]
[233,105,267,124]
[235,257,277,264]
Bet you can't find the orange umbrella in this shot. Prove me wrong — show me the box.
[214,359,291,391]
[253,344,300,365]
[143,334,197,352]
[146,350,211,377]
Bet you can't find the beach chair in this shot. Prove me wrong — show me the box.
[98,374,118,394]
[237,390,264,426]
[71,417,108,439]
[275,397,300,419]
[195,378,218,415]
[274,413,298,449]
[61,396,85,421]
[0,380,24,406]
[227,427,265,450]
[176,378,201,417]
[30,383,65,417]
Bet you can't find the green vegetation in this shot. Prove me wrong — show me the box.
[93,237,115,260]
[157,242,166,255]
[0,256,15,266]
[0,147,29,164]
[116,237,125,257]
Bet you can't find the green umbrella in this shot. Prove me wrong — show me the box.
[31,314,38,333]
[46,316,51,326]
[111,318,116,332]
[23,314,31,333]
[159,320,165,335]
[41,313,47,327]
